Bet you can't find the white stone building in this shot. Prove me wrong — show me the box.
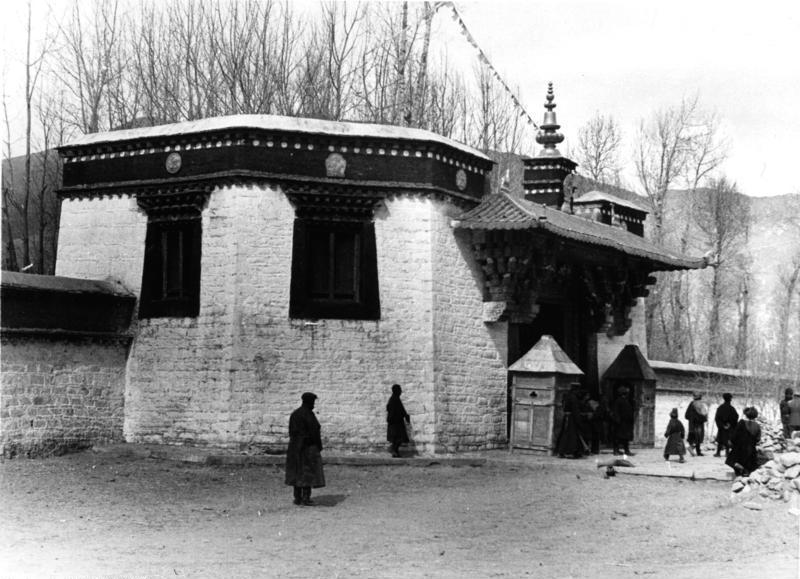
[2,88,704,456]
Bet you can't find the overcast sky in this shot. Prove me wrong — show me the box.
[441,0,800,196]
[2,0,799,197]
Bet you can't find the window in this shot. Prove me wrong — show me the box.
[139,218,201,318]
[290,219,380,320]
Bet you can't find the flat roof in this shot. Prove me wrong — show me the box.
[574,190,650,213]
[63,114,491,161]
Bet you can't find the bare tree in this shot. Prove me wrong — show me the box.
[2,98,20,272]
[693,177,750,365]
[775,251,800,369]
[635,96,733,359]
[634,95,699,241]
[2,2,56,272]
[575,112,622,184]
[59,0,123,133]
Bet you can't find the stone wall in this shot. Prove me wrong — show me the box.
[432,204,508,452]
[55,185,508,453]
[1,336,128,457]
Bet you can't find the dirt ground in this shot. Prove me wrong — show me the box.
[1,449,797,579]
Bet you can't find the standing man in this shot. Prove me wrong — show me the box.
[285,392,325,506]
[685,392,709,456]
[780,388,794,439]
[713,393,739,457]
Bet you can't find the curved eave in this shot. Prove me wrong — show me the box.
[451,193,707,272]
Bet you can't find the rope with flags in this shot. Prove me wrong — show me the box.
[443,2,539,130]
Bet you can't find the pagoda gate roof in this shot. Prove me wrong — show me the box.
[451,191,705,272]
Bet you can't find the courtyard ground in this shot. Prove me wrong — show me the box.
[1,446,797,579]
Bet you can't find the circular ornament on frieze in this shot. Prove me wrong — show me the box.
[455,169,467,191]
[165,152,182,174]
[325,153,347,178]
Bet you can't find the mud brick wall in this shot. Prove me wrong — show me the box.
[58,186,507,453]
[0,337,128,457]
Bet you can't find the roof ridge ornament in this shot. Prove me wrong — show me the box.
[535,82,565,158]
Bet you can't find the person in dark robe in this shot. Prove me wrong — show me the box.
[285,392,325,506]
[555,383,588,458]
[578,390,595,456]
[713,393,739,457]
[386,384,410,457]
[780,388,794,439]
[611,385,635,456]
[597,394,612,450]
[788,391,800,435]
[726,406,762,477]
[684,392,708,456]
[587,394,606,455]
[663,408,686,463]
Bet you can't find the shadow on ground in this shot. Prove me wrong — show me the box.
[310,493,347,507]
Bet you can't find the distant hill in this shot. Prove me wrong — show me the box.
[658,188,800,363]
[745,193,800,331]
[1,151,61,274]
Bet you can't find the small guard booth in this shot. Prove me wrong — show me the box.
[509,335,583,453]
[602,344,656,447]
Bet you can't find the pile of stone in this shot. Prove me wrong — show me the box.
[730,419,800,502]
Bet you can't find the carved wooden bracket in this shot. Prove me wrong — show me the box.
[470,230,540,323]
[468,229,660,332]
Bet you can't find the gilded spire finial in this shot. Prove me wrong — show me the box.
[536,82,565,157]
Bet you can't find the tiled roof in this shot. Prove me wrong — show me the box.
[450,192,706,271]
[573,190,650,214]
[602,344,657,381]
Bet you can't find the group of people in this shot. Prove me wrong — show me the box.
[284,382,774,505]
[284,384,410,506]
[555,382,636,459]
[663,391,762,477]
[553,383,765,480]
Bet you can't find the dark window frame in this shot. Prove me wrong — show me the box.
[139,217,202,319]
[290,218,380,320]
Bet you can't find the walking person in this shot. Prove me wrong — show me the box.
[726,407,762,477]
[285,392,325,506]
[386,384,410,458]
[663,408,686,463]
[713,393,739,457]
[611,385,635,456]
[780,388,794,439]
[684,392,708,456]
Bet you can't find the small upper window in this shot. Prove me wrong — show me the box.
[290,218,380,320]
[139,218,201,318]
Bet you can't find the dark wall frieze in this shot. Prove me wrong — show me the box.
[59,128,494,202]
[58,169,486,208]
